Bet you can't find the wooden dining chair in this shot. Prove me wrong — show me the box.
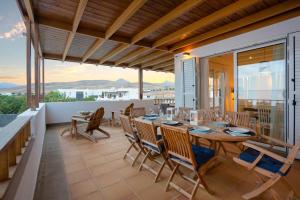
[75,107,110,142]
[134,118,171,182]
[132,107,146,117]
[233,136,300,200]
[258,105,271,136]
[120,114,144,166]
[236,112,250,128]
[160,125,217,200]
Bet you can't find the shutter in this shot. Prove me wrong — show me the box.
[182,58,195,108]
[288,32,300,158]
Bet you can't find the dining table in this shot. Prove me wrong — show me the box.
[140,114,257,155]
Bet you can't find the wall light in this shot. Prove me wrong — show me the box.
[182,52,191,60]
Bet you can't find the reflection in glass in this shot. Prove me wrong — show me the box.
[237,44,285,140]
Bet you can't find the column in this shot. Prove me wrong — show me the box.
[138,68,143,100]
[42,58,45,102]
[25,20,32,109]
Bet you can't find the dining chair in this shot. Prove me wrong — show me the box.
[160,125,217,200]
[233,136,300,200]
[120,114,144,166]
[236,112,250,128]
[132,107,146,117]
[74,107,110,142]
[258,104,271,136]
[123,103,134,116]
[134,118,171,182]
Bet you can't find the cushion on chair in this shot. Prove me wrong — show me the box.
[239,148,287,175]
[192,145,215,168]
[170,145,215,169]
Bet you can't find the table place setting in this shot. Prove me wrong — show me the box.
[223,127,255,137]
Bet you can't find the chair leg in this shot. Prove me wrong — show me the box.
[132,149,142,167]
[139,150,151,171]
[165,163,179,192]
[190,176,201,200]
[124,142,134,159]
[96,127,110,138]
[242,175,281,200]
[198,173,214,195]
[154,160,165,183]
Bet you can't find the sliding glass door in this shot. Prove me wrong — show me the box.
[236,43,286,140]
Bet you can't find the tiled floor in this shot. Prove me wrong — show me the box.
[34,125,300,200]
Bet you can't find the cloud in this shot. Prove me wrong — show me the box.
[0,21,26,40]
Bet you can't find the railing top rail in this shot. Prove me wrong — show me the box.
[0,115,31,151]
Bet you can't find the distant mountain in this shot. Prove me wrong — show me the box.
[0,79,174,94]
[0,82,19,89]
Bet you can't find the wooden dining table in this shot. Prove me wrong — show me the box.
[141,116,257,154]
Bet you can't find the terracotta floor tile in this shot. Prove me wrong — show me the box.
[66,169,91,185]
[101,181,136,200]
[125,172,156,192]
[74,191,105,200]
[93,171,122,188]
[65,161,86,174]
[69,179,98,199]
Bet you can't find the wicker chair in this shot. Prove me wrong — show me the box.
[74,107,110,142]
[233,136,300,200]
[134,118,171,182]
[120,114,144,166]
[160,125,217,199]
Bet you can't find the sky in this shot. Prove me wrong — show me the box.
[0,1,174,85]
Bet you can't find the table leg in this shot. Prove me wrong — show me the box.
[111,111,115,127]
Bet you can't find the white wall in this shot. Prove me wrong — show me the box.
[14,104,46,200]
[46,99,156,124]
[175,16,300,108]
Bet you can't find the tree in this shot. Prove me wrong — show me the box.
[0,95,27,114]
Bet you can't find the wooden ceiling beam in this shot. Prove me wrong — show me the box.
[141,54,174,68]
[131,0,202,44]
[160,65,174,71]
[115,47,149,65]
[62,0,88,61]
[99,43,130,64]
[38,16,169,51]
[170,0,300,51]
[153,0,261,48]
[128,51,169,67]
[82,0,147,63]
[175,8,300,53]
[151,60,174,70]
[24,0,42,57]
[106,0,147,39]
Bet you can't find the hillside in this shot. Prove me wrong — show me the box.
[0,79,174,94]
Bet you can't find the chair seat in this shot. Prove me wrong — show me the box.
[192,145,215,168]
[142,136,164,154]
[239,148,286,175]
[171,145,215,169]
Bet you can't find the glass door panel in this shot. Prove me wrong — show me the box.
[209,70,225,113]
[237,43,285,140]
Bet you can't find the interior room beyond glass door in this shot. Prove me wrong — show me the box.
[237,43,286,141]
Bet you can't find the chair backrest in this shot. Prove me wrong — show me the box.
[160,125,197,169]
[134,118,159,150]
[86,107,104,132]
[120,114,135,137]
[123,103,134,116]
[132,107,146,117]
[199,109,217,121]
[176,107,192,121]
[224,111,237,124]
[236,112,250,127]
[258,105,271,125]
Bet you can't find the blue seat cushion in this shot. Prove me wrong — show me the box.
[142,135,163,153]
[192,145,215,168]
[170,145,215,169]
[239,148,286,175]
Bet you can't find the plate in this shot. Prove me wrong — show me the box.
[163,120,179,125]
[144,114,158,117]
[190,126,211,134]
[229,127,249,133]
[143,116,158,121]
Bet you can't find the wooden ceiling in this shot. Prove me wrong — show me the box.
[17,0,300,73]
